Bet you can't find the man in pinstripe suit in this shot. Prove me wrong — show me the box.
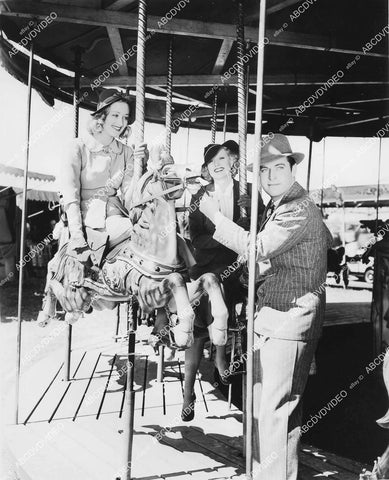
[199,134,333,480]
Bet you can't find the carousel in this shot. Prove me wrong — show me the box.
[0,0,388,479]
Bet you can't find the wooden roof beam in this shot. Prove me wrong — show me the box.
[212,39,234,75]
[104,0,138,10]
[267,0,303,14]
[106,26,128,75]
[1,1,386,58]
[52,74,389,88]
[264,96,389,112]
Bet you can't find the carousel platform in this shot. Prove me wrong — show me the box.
[2,317,371,480]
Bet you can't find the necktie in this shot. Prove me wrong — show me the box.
[260,201,275,231]
[266,201,275,218]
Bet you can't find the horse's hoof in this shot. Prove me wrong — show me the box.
[37,311,52,328]
[210,327,228,346]
[171,328,194,349]
[65,311,83,325]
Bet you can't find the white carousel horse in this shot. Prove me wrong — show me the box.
[37,151,228,349]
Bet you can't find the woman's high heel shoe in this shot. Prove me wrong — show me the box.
[181,393,196,422]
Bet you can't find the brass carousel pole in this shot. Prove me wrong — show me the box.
[123,1,147,478]
[246,0,267,476]
[165,37,173,154]
[63,46,83,382]
[157,37,174,383]
[211,91,218,143]
[15,38,34,425]
[133,0,147,176]
[237,0,248,218]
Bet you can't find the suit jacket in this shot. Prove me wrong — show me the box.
[213,181,333,341]
[188,180,241,279]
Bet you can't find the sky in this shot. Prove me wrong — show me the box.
[1,65,388,191]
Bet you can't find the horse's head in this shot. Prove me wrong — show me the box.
[128,147,202,273]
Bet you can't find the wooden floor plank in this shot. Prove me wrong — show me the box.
[4,329,371,480]
[52,351,102,421]
[300,449,357,480]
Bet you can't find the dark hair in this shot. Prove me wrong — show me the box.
[287,156,296,169]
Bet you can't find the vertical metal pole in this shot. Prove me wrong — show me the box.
[165,38,173,154]
[115,304,121,342]
[320,138,326,214]
[15,40,34,425]
[157,345,165,383]
[246,0,267,476]
[237,1,248,218]
[211,92,218,143]
[373,137,383,353]
[185,116,191,165]
[122,3,146,472]
[64,47,82,382]
[123,300,136,480]
[222,100,228,142]
[134,0,147,180]
[306,138,313,192]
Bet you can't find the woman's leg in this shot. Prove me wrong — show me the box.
[183,337,206,408]
[214,345,229,377]
[105,215,133,248]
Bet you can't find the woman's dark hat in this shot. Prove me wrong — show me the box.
[203,140,240,167]
[92,88,135,124]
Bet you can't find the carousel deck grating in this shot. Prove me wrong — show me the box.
[4,337,372,479]
[20,349,213,425]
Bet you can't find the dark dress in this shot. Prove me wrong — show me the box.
[188,180,250,335]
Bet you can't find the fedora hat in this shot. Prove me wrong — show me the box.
[247,134,304,172]
[92,88,135,124]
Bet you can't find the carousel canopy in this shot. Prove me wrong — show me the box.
[0,163,59,202]
[0,0,388,138]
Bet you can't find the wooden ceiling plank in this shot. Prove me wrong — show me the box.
[149,86,211,107]
[264,97,389,112]
[212,39,234,75]
[106,26,128,75]
[2,1,386,58]
[267,0,303,15]
[105,0,138,11]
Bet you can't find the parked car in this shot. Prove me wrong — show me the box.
[347,255,374,284]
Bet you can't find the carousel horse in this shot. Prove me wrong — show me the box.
[37,154,229,350]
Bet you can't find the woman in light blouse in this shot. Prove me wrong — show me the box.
[60,89,147,256]
[54,89,147,313]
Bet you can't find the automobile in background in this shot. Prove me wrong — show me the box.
[346,255,374,284]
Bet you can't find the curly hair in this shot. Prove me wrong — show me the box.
[87,101,131,140]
